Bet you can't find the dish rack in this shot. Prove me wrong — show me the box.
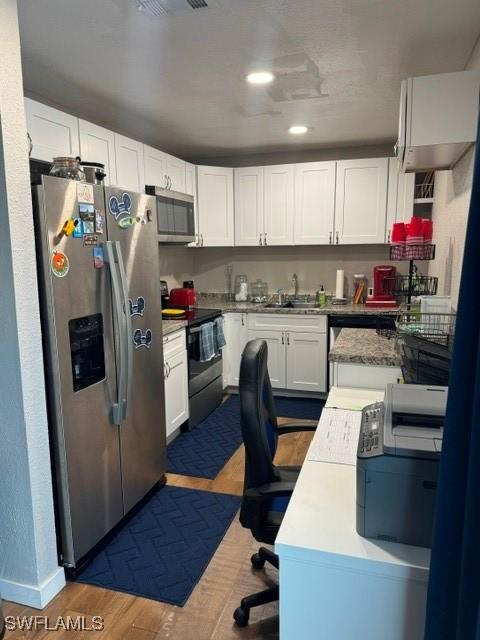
[378,304,456,385]
[389,244,437,304]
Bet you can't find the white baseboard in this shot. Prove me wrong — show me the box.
[0,566,66,609]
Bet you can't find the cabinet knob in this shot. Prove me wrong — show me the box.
[241,314,245,326]
[329,232,332,244]
[286,333,290,346]
[264,233,267,246]
[387,230,391,243]
[259,233,263,246]
[281,333,284,345]
[201,234,204,246]
[336,231,339,244]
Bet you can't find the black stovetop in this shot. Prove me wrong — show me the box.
[164,305,221,327]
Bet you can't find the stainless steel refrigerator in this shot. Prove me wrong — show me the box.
[33,176,166,569]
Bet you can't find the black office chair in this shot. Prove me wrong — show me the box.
[233,339,317,627]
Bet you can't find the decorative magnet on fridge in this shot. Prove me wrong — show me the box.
[50,251,70,278]
[132,328,152,349]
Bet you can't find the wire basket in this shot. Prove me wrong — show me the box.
[384,275,438,299]
[390,244,436,261]
[395,305,456,348]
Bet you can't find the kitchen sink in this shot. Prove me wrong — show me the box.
[291,301,318,309]
[264,302,289,308]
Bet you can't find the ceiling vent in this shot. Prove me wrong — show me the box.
[135,0,208,16]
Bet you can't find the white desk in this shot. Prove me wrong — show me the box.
[275,387,430,640]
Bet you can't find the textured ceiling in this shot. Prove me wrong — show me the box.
[17,0,480,160]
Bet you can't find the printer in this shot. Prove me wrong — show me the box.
[356,383,447,548]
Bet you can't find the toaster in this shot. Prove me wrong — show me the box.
[169,287,197,308]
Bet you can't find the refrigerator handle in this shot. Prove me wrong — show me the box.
[104,241,127,425]
[115,241,133,421]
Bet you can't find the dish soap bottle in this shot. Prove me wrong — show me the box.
[316,285,326,307]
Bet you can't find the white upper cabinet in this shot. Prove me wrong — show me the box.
[25,98,80,162]
[114,134,145,193]
[196,166,234,247]
[164,153,186,193]
[334,158,388,244]
[264,165,295,246]
[386,158,415,240]
[294,162,336,245]
[78,120,117,186]
[234,167,265,246]
[144,144,167,187]
[397,70,480,172]
[185,162,196,197]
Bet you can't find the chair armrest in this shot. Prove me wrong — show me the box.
[245,482,296,500]
[277,423,317,435]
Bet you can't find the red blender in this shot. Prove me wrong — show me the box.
[365,265,398,308]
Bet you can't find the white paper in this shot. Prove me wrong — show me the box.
[77,182,94,205]
[325,386,385,411]
[335,269,344,299]
[307,408,362,465]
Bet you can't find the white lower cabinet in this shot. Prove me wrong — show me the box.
[163,329,189,439]
[239,314,327,393]
[286,332,327,392]
[247,329,287,388]
[223,313,249,387]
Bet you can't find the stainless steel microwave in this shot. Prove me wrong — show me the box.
[145,185,195,244]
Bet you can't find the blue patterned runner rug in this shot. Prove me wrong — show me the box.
[77,485,241,607]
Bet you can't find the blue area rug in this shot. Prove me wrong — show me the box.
[274,396,324,421]
[167,395,324,479]
[77,486,240,607]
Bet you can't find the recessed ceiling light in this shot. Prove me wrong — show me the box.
[288,125,308,135]
[247,71,274,85]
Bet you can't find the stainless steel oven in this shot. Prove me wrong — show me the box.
[185,309,223,429]
[145,185,195,244]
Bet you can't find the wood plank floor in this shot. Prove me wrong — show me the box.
[4,415,315,640]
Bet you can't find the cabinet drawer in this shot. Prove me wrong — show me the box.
[163,329,186,359]
[247,313,327,334]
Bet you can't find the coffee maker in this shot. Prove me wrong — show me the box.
[365,265,397,308]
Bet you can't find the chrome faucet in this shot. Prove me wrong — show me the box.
[292,273,299,299]
[277,288,285,305]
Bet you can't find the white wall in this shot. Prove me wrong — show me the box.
[428,40,480,308]
[188,245,406,298]
[0,0,65,608]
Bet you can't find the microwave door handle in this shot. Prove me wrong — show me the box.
[115,241,133,422]
[104,241,126,425]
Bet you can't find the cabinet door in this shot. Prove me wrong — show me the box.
[247,329,286,388]
[25,98,79,162]
[78,120,117,186]
[164,153,186,193]
[264,165,294,245]
[164,349,189,438]
[234,167,264,246]
[223,314,249,386]
[294,162,336,245]
[335,158,388,244]
[185,162,196,197]
[114,134,145,193]
[286,332,327,393]
[386,158,415,241]
[144,145,167,188]
[197,166,234,246]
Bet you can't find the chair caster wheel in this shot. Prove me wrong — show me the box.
[251,552,265,570]
[233,606,249,627]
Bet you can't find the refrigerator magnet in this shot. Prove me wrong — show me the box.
[93,246,104,269]
[83,233,98,247]
[51,251,70,278]
[73,219,83,238]
[77,182,94,205]
[95,210,104,234]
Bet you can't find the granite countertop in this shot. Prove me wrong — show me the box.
[329,328,402,367]
[162,319,188,336]
[196,294,399,316]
